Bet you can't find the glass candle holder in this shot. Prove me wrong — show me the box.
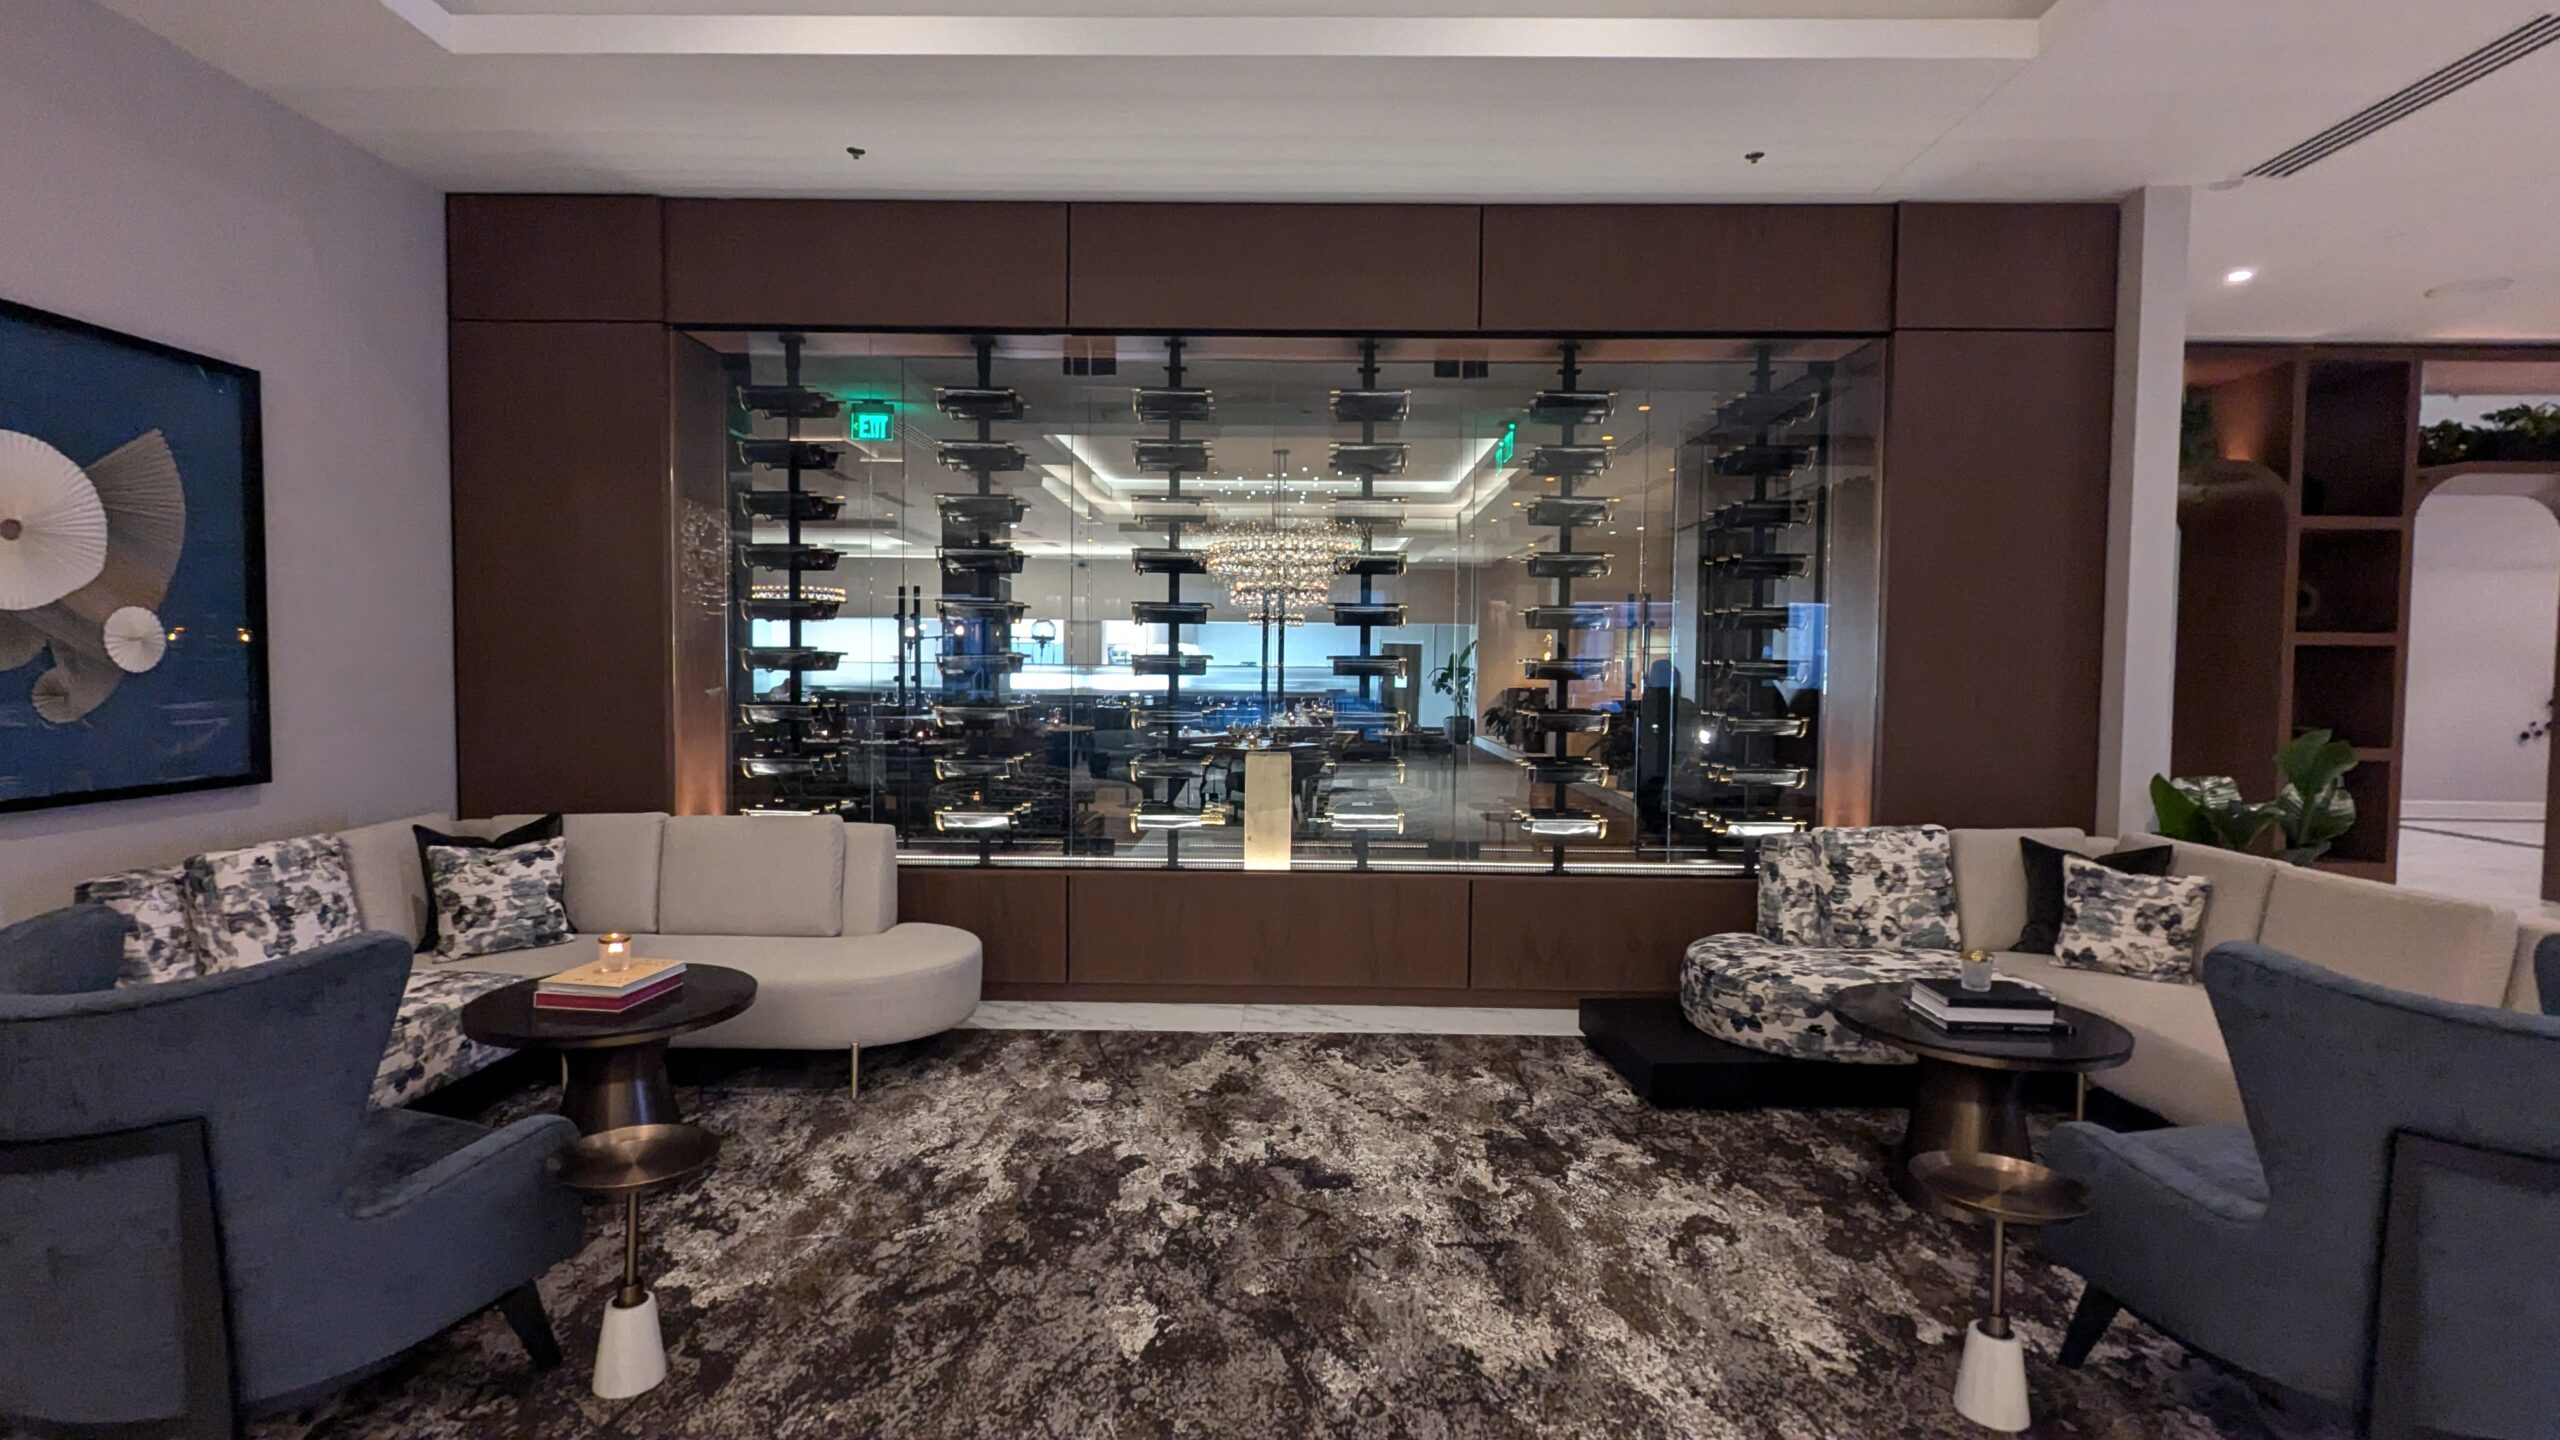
[597,932,636,973]
[1960,949,1995,993]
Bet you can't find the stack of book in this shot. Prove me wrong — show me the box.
[533,957,687,1013]
[1904,977,2059,1034]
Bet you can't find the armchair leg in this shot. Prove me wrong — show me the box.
[499,1282,563,1371]
[848,1043,861,1100]
[2058,1286,2121,1368]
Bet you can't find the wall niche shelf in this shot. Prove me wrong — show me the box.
[2176,346,2417,881]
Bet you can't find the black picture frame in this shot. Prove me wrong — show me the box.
[0,297,270,813]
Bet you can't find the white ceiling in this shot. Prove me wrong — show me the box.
[84,0,2560,340]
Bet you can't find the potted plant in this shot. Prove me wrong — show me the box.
[1431,641,1476,743]
[2418,402,2560,465]
[2150,729,2359,865]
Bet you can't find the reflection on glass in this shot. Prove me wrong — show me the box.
[705,333,1881,873]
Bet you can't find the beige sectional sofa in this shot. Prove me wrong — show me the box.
[338,812,981,1097]
[1947,827,2553,1125]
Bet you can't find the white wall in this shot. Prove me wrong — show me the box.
[2403,494,2558,818]
[0,0,452,921]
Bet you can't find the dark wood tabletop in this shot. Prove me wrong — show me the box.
[1830,980,2135,1074]
[461,964,757,1051]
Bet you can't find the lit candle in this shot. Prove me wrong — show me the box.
[598,932,634,970]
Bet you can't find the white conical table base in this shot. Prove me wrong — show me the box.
[593,1290,667,1399]
[1953,1320,2029,1432]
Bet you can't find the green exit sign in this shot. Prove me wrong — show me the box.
[848,402,896,443]
[1494,420,1518,468]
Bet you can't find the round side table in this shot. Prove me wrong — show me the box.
[462,965,756,1135]
[551,1122,720,1400]
[1829,981,2131,1217]
[1910,1149,2090,1436]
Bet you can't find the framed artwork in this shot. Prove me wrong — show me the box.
[0,298,269,813]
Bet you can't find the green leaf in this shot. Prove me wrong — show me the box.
[2155,775,2277,853]
[2271,730,2359,865]
[2150,774,2205,841]
[2275,729,2358,797]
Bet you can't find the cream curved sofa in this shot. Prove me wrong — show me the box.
[338,813,981,1095]
[1947,827,2547,1126]
[1683,825,2555,1128]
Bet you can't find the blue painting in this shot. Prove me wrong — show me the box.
[0,299,267,812]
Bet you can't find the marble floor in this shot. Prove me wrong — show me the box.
[2394,819,2553,914]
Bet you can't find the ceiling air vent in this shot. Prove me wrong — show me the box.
[2243,13,2560,178]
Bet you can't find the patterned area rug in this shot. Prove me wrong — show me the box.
[263,1031,2338,1439]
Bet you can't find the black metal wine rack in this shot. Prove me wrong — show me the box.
[928,336,1033,849]
[1516,343,1617,872]
[731,332,849,812]
[1129,339,1214,865]
[1692,344,1831,851]
[1328,339,1412,702]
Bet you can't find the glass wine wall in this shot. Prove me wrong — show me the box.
[720,334,1879,871]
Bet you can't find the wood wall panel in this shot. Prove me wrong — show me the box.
[1469,877,1756,993]
[450,321,673,815]
[662,200,1069,328]
[448,195,664,323]
[1067,204,1480,332]
[899,868,1068,985]
[666,332,733,817]
[1067,871,1468,988]
[1894,203,2119,331]
[1479,205,1894,334]
[1875,328,2116,829]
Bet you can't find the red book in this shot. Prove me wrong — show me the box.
[532,972,685,1012]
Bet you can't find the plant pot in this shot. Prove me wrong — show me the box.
[1445,715,1473,744]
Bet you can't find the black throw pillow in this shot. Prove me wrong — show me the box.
[2015,836,2174,954]
[412,815,563,952]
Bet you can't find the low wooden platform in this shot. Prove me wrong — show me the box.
[1579,996,1918,1110]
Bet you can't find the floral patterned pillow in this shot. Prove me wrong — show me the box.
[2055,855,2213,983]
[184,837,364,973]
[424,838,569,962]
[1755,833,1826,944]
[74,863,207,986]
[1818,825,1965,951]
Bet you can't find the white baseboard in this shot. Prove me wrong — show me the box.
[2401,801,2545,823]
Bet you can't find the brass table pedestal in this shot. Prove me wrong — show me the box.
[1910,1150,2090,1435]
[1830,981,2133,1221]
[551,1122,720,1401]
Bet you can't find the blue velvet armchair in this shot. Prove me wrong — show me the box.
[0,922,584,1436]
[2042,942,2560,1438]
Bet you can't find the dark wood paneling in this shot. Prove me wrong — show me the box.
[1876,329,2116,828]
[1894,203,2119,331]
[447,195,664,323]
[2171,480,2291,788]
[1479,206,1894,334]
[1068,871,1468,988]
[1469,876,1756,992]
[988,983,1599,1007]
[450,321,673,815]
[900,868,1068,985]
[662,200,1068,328]
[667,332,732,817]
[1067,204,1480,332]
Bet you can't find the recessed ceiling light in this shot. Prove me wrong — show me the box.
[2424,276,2514,300]
[2224,268,2256,286]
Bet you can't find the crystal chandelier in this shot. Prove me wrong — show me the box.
[1203,516,1355,618]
